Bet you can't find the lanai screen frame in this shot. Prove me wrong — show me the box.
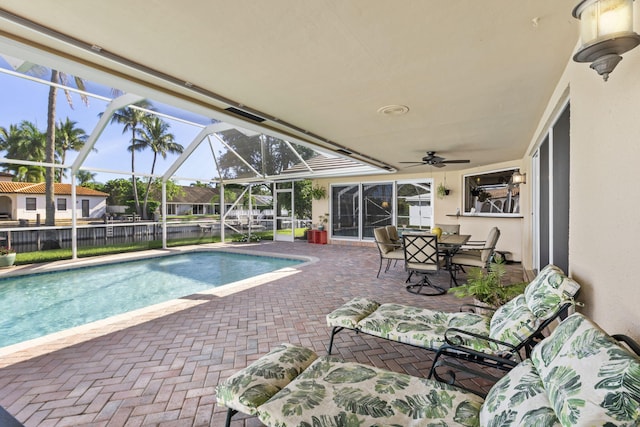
[0,43,393,257]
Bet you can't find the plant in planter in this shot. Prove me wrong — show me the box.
[309,184,327,200]
[436,182,450,199]
[0,246,16,267]
[317,213,329,231]
[448,261,526,310]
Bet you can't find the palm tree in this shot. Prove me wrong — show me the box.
[135,116,183,219]
[109,100,153,217]
[0,121,47,182]
[76,170,96,186]
[55,118,88,182]
[45,70,88,225]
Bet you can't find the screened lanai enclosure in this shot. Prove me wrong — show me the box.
[0,49,389,256]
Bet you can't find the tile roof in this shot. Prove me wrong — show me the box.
[0,182,108,197]
[168,186,217,204]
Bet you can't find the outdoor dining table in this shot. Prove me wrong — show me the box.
[400,230,470,288]
[439,234,471,287]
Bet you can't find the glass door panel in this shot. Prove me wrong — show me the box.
[274,182,294,242]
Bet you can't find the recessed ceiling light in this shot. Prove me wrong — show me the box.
[377,105,410,116]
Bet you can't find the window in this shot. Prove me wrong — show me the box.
[330,179,433,240]
[26,197,36,211]
[396,181,432,229]
[57,198,67,211]
[463,168,521,216]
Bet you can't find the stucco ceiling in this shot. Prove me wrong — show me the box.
[0,1,579,173]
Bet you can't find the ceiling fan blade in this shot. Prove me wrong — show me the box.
[431,163,446,168]
[399,161,427,164]
[441,159,471,164]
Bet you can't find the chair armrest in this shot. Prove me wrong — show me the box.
[458,303,496,314]
[612,334,640,356]
[444,327,522,362]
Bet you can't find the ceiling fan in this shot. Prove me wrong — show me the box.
[399,151,470,168]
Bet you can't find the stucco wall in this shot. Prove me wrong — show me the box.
[524,15,640,340]
[567,53,640,340]
[15,195,107,220]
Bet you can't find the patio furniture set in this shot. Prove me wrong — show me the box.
[216,264,640,426]
[374,224,501,295]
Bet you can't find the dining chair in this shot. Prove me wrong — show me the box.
[449,227,500,285]
[402,233,445,295]
[374,226,404,278]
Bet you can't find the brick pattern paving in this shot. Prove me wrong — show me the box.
[0,241,523,426]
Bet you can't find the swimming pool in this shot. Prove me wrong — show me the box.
[0,251,302,348]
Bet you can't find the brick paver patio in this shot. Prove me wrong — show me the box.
[0,241,523,426]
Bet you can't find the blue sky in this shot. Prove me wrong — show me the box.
[0,66,216,185]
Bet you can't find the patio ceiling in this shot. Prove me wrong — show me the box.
[0,1,579,176]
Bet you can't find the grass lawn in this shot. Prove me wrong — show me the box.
[14,228,309,265]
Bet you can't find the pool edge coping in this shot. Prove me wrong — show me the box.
[0,243,317,366]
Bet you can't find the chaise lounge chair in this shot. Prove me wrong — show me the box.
[216,312,640,426]
[327,264,580,376]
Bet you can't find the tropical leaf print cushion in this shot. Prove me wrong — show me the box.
[326,297,380,329]
[356,303,490,350]
[523,265,580,321]
[531,313,640,425]
[257,356,484,427]
[215,343,318,416]
[479,359,561,426]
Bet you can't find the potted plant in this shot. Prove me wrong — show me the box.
[448,261,526,312]
[309,184,327,200]
[436,182,450,199]
[0,246,17,267]
[317,213,329,231]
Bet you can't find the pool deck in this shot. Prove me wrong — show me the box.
[0,241,524,426]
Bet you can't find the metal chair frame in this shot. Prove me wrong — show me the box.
[403,233,445,296]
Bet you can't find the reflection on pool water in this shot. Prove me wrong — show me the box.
[0,251,301,348]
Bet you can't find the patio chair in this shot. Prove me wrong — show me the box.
[218,312,640,427]
[402,233,445,296]
[374,226,404,278]
[385,224,401,245]
[327,264,580,379]
[449,226,500,284]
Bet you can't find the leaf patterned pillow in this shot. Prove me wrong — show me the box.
[215,343,318,416]
[479,359,561,426]
[531,313,640,426]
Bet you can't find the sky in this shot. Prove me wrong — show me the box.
[0,59,220,186]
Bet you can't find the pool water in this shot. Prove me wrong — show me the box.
[0,251,301,348]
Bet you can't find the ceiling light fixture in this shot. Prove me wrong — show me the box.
[572,0,640,81]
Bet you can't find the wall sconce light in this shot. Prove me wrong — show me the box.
[572,0,640,81]
[512,170,527,184]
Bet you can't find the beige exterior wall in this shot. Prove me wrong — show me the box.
[316,20,640,341]
[313,160,527,261]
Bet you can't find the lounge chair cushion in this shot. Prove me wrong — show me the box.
[479,359,560,426]
[488,294,539,350]
[530,313,640,425]
[257,356,484,427]
[215,343,317,416]
[356,303,491,351]
[326,297,380,329]
[524,265,580,321]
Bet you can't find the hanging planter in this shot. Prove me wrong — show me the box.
[436,182,450,199]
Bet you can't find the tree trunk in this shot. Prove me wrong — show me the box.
[45,70,59,226]
[142,155,157,220]
[131,129,141,217]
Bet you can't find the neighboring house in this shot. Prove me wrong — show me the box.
[166,186,273,216]
[167,186,217,216]
[0,181,108,221]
